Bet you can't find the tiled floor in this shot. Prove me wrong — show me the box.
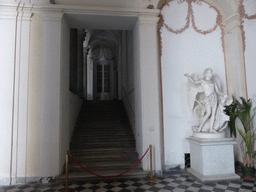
[1,171,256,192]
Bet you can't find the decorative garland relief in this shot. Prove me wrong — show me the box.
[240,0,256,20]
[158,0,224,57]
[160,0,221,35]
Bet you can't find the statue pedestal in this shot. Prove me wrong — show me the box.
[187,136,240,182]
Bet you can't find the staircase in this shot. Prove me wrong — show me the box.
[57,100,149,181]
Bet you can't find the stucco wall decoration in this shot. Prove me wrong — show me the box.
[239,0,256,54]
[158,0,224,57]
[240,0,256,20]
[239,0,256,98]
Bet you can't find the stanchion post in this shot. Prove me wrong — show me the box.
[65,151,69,191]
[147,145,158,182]
[60,151,75,192]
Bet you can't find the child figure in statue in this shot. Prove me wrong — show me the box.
[184,68,229,133]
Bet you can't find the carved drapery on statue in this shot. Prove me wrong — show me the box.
[185,68,232,134]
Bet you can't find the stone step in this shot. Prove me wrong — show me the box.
[71,137,134,142]
[68,160,142,170]
[71,138,135,142]
[70,144,135,149]
[68,156,140,165]
[70,152,138,159]
[72,134,133,137]
[73,126,132,130]
[72,131,133,135]
[70,147,136,153]
[58,100,149,181]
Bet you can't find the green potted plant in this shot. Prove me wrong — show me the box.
[225,97,256,179]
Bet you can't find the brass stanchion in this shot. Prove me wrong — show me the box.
[60,151,75,192]
[146,145,158,182]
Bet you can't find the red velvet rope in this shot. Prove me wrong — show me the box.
[70,148,149,178]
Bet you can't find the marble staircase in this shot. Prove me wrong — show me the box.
[57,100,149,181]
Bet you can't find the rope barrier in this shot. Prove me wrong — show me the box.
[69,148,149,178]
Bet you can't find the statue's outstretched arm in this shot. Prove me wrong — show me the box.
[184,73,201,85]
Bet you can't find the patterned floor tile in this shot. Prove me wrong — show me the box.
[1,171,256,192]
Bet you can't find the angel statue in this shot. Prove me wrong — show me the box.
[184,68,232,133]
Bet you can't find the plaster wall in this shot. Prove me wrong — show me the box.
[69,92,83,139]
[27,13,82,178]
[243,0,256,99]
[133,20,143,163]
[59,17,71,172]
[122,30,135,131]
[160,1,226,167]
[133,16,162,171]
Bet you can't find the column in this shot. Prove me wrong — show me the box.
[133,15,162,172]
[222,15,247,99]
[41,10,63,176]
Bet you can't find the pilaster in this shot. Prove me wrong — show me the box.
[0,2,33,185]
[133,15,162,172]
[222,14,247,99]
[0,3,19,186]
[11,3,33,185]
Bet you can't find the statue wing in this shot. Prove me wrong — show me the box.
[212,73,223,92]
[187,73,203,110]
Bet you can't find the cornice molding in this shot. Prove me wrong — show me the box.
[32,4,160,18]
[17,4,33,21]
[0,3,19,20]
[0,3,33,20]
[41,10,63,21]
[138,15,160,25]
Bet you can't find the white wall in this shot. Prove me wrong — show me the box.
[27,13,83,179]
[59,20,83,172]
[122,30,136,131]
[133,16,162,172]
[69,92,83,138]
[160,0,226,167]
[243,0,256,99]
[59,17,71,172]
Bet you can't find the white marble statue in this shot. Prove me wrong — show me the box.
[184,68,232,133]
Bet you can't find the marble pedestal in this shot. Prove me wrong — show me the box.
[187,136,240,182]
